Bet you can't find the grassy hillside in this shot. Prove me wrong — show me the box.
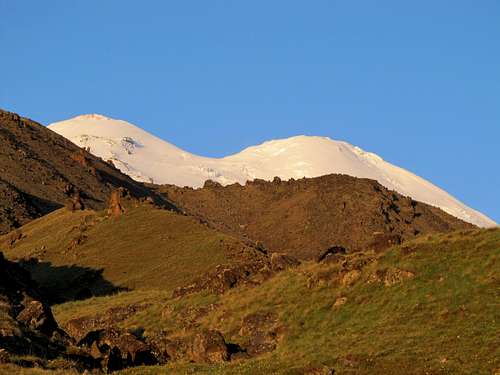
[190,228,499,374]
[13,228,498,375]
[0,204,262,302]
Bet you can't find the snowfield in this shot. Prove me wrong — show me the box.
[48,114,496,228]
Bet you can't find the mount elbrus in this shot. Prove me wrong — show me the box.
[48,113,496,227]
[0,109,498,374]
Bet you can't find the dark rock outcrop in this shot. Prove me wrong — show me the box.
[148,329,238,365]
[0,252,160,372]
[79,328,157,369]
[0,252,69,359]
[173,261,268,297]
[173,251,301,298]
[64,303,151,342]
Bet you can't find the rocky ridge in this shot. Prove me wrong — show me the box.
[157,174,474,260]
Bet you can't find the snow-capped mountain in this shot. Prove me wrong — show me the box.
[48,114,496,228]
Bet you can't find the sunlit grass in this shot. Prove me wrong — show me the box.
[6,228,500,374]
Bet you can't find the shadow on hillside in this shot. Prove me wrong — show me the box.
[19,260,129,305]
[25,192,64,216]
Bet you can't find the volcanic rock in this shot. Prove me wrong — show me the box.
[189,329,229,364]
[158,174,474,260]
[238,311,283,356]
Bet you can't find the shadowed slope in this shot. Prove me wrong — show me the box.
[0,109,171,235]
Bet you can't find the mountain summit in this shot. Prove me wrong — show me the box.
[48,115,496,228]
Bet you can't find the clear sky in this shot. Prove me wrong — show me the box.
[1,1,499,223]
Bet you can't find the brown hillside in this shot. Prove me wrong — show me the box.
[0,109,171,234]
[157,175,474,259]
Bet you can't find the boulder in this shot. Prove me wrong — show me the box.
[239,311,283,356]
[173,261,265,297]
[79,328,157,368]
[16,298,59,336]
[101,346,123,373]
[59,346,98,372]
[65,317,102,343]
[64,303,150,342]
[189,329,229,364]
[148,333,190,363]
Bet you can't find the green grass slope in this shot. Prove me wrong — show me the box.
[191,228,499,374]
[26,228,499,375]
[1,219,498,374]
[0,204,261,301]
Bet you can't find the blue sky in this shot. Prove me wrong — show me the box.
[1,1,499,223]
